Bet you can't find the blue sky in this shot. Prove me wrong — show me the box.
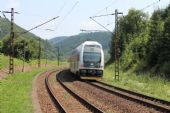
[0,0,170,39]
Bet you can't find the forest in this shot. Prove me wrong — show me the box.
[110,4,170,78]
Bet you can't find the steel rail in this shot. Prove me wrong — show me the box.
[45,71,67,113]
[97,81,170,106]
[87,81,170,113]
[57,71,104,113]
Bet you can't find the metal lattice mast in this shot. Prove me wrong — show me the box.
[45,39,47,67]
[89,9,122,80]
[1,8,19,74]
[9,8,14,74]
[56,47,60,66]
[22,42,25,72]
[114,9,119,80]
[38,38,41,67]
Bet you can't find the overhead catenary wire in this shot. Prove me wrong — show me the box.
[89,17,113,35]
[56,0,68,16]
[88,0,120,32]
[89,10,122,34]
[25,0,68,17]
[93,0,118,16]
[91,13,115,18]
[21,16,59,35]
[141,0,160,11]
[80,0,117,32]
[2,12,7,19]
[106,7,110,26]
[56,1,79,30]
[24,1,68,33]
[90,0,160,30]
[0,10,19,19]
[17,0,68,18]
[80,29,105,32]
[37,28,54,31]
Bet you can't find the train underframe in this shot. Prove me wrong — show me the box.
[77,69,103,80]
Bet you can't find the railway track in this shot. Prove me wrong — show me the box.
[45,70,103,113]
[44,69,170,112]
[45,71,66,113]
[86,80,170,113]
[59,70,163,112]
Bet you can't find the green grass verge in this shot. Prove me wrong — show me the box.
[0,54,24,69]
[29,59,68,66]
[0,54,68,69]
[103,64,170,101]
[0,67,54,113]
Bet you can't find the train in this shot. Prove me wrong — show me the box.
[69,41,104,80]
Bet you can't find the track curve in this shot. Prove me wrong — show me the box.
[45,70,103,113]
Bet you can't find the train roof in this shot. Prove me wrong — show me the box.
[82,41,102,47]
[70,41,103,55]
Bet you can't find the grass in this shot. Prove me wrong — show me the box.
[0,54,68,69]
[0,54,24,69]
[0,54,67,113]
[0,66,58,113]
[103,64,170,101]
[29,59,68,67]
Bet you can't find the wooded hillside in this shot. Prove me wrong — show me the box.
[110,5,170,77]
[0,18,57,60]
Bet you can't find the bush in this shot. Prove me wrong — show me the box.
[160,61,170,78]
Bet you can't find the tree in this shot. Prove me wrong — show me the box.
[110,9,149,62]
[147,9,164,67]
[1,36,39,61]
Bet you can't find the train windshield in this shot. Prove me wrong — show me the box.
[83,52,101,63]
[83,45,101,67]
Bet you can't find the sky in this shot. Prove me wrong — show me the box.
[0,0,170,39]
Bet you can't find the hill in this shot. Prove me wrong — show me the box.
[0,18,39,40]
[49,32,112,61]
[0,18,10,38]
[49,36,68,45]
[0,18,57,59]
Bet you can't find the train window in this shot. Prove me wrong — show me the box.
[83,52,101,63]
[84,45,100,49]
[84,45,101,52]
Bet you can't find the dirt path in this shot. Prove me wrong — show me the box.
[35,70,59,113]
[0,64,52,80]
[32,72,43,113]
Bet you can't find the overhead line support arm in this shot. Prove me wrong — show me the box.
[21,16,60,35]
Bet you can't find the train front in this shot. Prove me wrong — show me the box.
[79,43,104,80]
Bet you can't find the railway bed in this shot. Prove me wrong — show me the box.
[45,70,103,113]
[59,70,162,113]
[36,70,60,113]
[87,81,170,113]
[37,69,169,113]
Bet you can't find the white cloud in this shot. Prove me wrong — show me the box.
[6,0,20,9]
